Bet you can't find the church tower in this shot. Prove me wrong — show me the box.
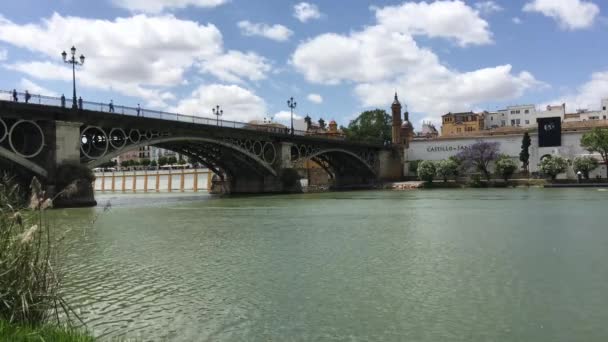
[391,92,402,145]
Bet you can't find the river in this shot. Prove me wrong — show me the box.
[53,188,608,341]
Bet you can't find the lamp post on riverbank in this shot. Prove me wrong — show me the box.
[287,97,296,135]
[212,105,223,126]
[61,46,85,109]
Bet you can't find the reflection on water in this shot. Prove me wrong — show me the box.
[54,189,608,341]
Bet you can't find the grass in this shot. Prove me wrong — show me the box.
[0,320,94,342]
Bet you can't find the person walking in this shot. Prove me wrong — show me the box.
[12,89,18,102]
[109,100,115,113]
[136,104,141,117]
[60,94,66,108]
[24,90,31,103]
[78,96,83,110]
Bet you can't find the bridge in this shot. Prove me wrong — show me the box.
[0,91,403,206]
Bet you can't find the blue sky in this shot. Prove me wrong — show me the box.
[0,0,607,128]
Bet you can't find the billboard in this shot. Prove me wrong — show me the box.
[537,117,561,147]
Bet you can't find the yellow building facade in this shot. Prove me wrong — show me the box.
[441,112,485,136]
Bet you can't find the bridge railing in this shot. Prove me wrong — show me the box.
[0,89,316,136]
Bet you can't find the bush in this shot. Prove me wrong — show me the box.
[539,155,568,180]
[495,155,518,181]
[417,161,436,183]
[573,156,599,179]
[55,163,94,192]
[408,160,421,175]
[0,320,93,341]
[435,159,458,182]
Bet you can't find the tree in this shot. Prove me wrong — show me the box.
[167,156,178,165]
[341,109,391,143]
[158,156,168,166]
[435,159,458,183]
[177,157,187,165]
[573,156,599,179]
[456,141,500,181]
[120,160,130,168]
[581,128,608,179]
[304,115,312,130]
[318,118,326,129]
[519,132,531,173]
[539,155,568,180]
[417,161,436,183]
[495,155,518,182]
[140,159,151,167]
[150,160,158,168]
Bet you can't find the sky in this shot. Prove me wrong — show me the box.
[0,0,607,129]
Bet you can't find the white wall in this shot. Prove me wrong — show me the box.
[408,131,607,179]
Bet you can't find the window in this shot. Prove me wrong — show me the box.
[510,110,515,114]
[516,110,521,114]
[604,115,606,120]
[457,128,461,133]
[525,120,530,124]
[511,120,515,126]
[491,117,494,121]
[525,110,529,114]
[603,106,606,110]
[516,119,521,125]
[501,120,506,127]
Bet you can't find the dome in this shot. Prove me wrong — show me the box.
[401,120,413,129]
[329,120,337,125]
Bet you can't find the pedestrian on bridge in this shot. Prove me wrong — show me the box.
[12,89,17,102]
[109,100,115,113]
[61,94,66,108]
[78,96,83,110]
[25,90,31,103]
[136,103,141,117]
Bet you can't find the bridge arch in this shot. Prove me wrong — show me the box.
[0,146,48,178]
[87,136,278,177]
[297,148,377,177]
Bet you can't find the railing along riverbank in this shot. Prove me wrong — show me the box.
[94,168,212,193]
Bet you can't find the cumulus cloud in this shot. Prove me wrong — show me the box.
[291,2,543,124]
[474,1,503,14]
[294,2,321,23]
[172,84,267,122]
[523,0,599,30]
[237,21,293,42]
[18,78,59,97]
[111,0,228,14]
[307,93,323,104]
[374,0,493,47]
[512,17,523,24]
[0,13,271,107]
[546,71,608,111]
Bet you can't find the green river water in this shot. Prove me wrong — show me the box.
[53,188,608,341]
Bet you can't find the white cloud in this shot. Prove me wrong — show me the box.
[0,13,271,107]
[475,1,503,14]
[0,47,6,61]
[294,2,321,23]
[307,93,323,104]
[291,3,543,124]
[272,111,306,130]
[172,84,267,122]
[512,17,523,24]
[237,21,293,42]
[523,0,599,30]
[18,78,59,97]
[546,71,608,111]
[374,0,493,47]
[111,0,228,14]
[200,50,271,83]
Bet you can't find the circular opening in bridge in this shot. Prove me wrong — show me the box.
[262,142,276,164]
[144,130,153,141]
[109,128,127,149]
[80,126,108,160]
[8,120,45,159]
[253,141,263,156]
[0,119,7,143]
[128,129,141,144]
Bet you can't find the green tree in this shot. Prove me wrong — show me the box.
[435,159,458,183]
[581,128,608,179]
[519,132,531,173]
[150,160,158,168]
[318,118,326,129]
[495,155,518,182]
[417,161,436,183]
[167,156,178,165]
[120,160,130,168]
[158,156,168,166]
[341,109,391,143]
[140,159,151,167]
[539,155,568,180]
[304,115,312,130]
[177,157,187,165]
[573,156,599,179]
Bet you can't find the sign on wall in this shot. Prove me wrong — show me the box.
[537,117,561,147]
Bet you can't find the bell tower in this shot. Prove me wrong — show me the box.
[391,92,402,145]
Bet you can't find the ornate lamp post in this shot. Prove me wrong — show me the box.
[61,46,85,109]
[287,97,297,135]
[212,105,223,126]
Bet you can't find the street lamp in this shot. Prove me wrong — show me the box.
[61,46,85,109]
[287,97,297,135]
[212,105,223,126]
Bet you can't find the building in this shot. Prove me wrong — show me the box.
[391,93,414,146]
[416,121,439,139]
[441,112,485,136]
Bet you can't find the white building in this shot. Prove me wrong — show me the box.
[485,104,566,129]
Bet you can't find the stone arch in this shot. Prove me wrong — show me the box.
[297,148,377,177]
[87,136,278,177]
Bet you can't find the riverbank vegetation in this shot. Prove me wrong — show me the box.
[0,175,93,340]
